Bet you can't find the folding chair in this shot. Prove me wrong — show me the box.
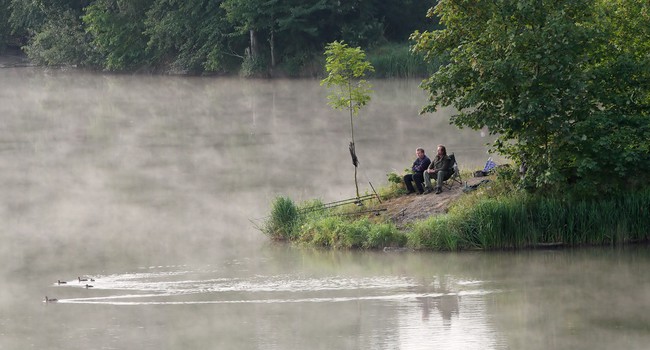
[443,153,463,190]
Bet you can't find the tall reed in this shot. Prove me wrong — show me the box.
[408,189,650,250]
[409,215,462,251]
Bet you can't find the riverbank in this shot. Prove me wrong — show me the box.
[263,171,650,251]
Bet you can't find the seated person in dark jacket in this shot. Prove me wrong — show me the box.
[423,144,452,194]
[403,147,431,194]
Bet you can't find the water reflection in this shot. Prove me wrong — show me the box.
[416,275,461,324]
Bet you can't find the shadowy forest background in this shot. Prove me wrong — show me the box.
[0,0,439,77]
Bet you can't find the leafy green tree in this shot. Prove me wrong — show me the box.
[7,0,47,39]
[412,0,650,196]
[320,41,374,199]
[144,0,233,73]
[83,0,153,71]
[575,0,650,193]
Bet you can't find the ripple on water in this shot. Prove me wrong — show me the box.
[55,268,498,306]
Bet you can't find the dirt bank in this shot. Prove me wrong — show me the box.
[377,176,490,229]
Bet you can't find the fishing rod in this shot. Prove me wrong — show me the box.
[332,208,387,217]
[298,194,377,213]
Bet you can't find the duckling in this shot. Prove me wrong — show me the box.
[57,280,67,285]
[89,278,95,282]
[85,284,93,289]
[44,296,58,303]
[78,277,88,282]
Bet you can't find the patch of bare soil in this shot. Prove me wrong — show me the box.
[377,176,489,229]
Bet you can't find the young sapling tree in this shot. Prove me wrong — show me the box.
[320,40,374,199]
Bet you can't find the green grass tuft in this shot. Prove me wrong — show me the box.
[264,196,300,240]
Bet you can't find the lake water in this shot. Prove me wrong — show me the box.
[1,68,648,349]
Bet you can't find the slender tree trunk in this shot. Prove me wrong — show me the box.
[348,82,355,145]
[348,82,360,199]
[249,29,258,59]
[354,165,359,199]
[269,30,275,68]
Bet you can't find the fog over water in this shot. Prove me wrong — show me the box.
[1,68,649,349]
[0,69,496,264]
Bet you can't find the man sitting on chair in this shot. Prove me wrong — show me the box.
[423,144,452,194]
[403,147,431,195]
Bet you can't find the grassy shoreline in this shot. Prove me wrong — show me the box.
[262,174,650,251]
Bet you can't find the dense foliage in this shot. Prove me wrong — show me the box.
[0,0,437,75]
[412,0,650,197]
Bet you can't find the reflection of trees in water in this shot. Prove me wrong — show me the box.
[416,275,460,326]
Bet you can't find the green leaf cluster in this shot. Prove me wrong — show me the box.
[320,41,374,116]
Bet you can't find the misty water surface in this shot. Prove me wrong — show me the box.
[1,68,649,350]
